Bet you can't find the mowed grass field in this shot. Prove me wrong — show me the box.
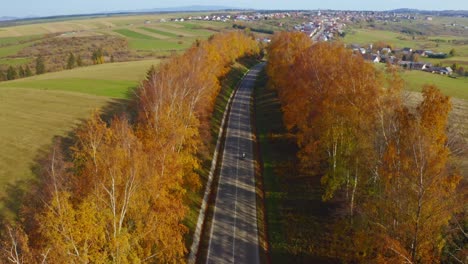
[401,70,468,100]
[0,59,160,210]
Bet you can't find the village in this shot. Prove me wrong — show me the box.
[349,43,457,75]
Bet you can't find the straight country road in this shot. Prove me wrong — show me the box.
[205,63,265,264]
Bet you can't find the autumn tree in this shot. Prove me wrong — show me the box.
[35,55,45,74]
[373,41,393,52]
[24,65,32,77]
[266,34,462,263]
[268,39,382,220]
[18,66,25,78]
[457,66,465,76]
[0,225,36,263]
[0,31,260,263]
[66,52,76,69]
[6,66,17,80]
[92,48,105,64]
[371,86,462,263]
[267,31,312,100]
[410,52,420,62]
[76,55,83,67]
[449,48,456,57]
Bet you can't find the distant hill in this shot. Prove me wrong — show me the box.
[388,8,421,13]
[0,5,244,26]
[141,5,241,12]
[108,5,243,14]
[0,16,18,21]
[387,8,468,16]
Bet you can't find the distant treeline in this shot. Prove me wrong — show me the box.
[233,23,274,34]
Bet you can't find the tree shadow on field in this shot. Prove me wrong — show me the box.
[0,180,33,224]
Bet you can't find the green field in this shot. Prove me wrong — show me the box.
[8,59,161,82]
[0,35,42,46]
[140,27,179,38]
[425,56,468,67]
[129,38,191,51]
[0,42,31,57]
[114,28,156,40]
[0,88,110,187]
[0,57,31,66]
[0,59,160,212]
[1,78,136,98]
[401,70,468,100]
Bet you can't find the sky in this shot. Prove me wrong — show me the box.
[2,0,468,17]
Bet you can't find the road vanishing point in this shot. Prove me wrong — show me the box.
[205,63,265,264]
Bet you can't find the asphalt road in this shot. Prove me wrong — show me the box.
[206,63,264,264]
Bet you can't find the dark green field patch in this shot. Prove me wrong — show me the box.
[0,57,31,66]
[0,35,42,46]
[139,27,179,38]
[113,28,155,40]
[129,38,191,51]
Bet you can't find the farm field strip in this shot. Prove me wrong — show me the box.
[113,28,156,40]
[0,57,31,65]
[139,26,179,38]
[132,27,171,39]
[128,38,191,51]
[0,42,31,58]
[154,25,196,37]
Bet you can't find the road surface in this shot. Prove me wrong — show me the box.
[206,63,264,264]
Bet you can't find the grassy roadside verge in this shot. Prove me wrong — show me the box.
[253,68,340,263]
[253,67,289,262]
[251,63,270,263]
[184,57,259,262]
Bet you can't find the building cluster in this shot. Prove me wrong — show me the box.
[293,11,347,42]
[164,12,295,23]
[350,44,454,75]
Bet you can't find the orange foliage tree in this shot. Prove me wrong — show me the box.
[370,86,461,263]
[268,38,382,219]
[266,32,462,262]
